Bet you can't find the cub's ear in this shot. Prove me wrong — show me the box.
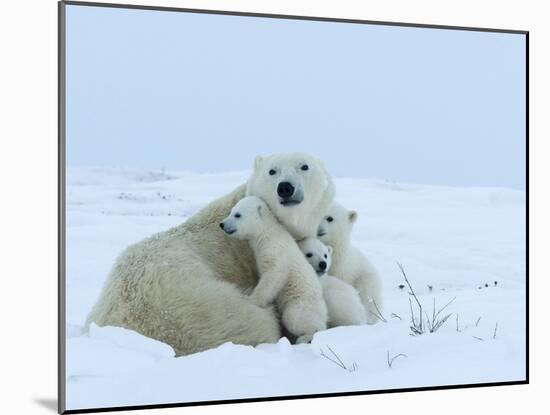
[349,210,358,223]
[327,245,333,255]
[254,156,264,171]
[257,204,263,216]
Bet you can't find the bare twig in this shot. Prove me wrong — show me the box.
[493,322,498,339]
[472,336,484,341]
[391,313,402,320]
[408,297,416,327]
[431,313,452,332]
[387,350,408,368]
[320,349,345,369]
[432,297,436,328]
[369,299,387,323]
[320,345,357,372]
[475,317,481,327]
[398,262,423,333]
[410,326,423,336]
[456,314,461,332]
[433,297,456,323]
[424,310,432,331]
[397,263,456,336]
[327,345,346,368]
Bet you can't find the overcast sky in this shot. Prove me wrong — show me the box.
[65,5,526,189]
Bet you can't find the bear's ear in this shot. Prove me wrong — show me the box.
[254,156,263,171]
[349,210,358,223]
[257,204,263,216]
[327,245,333,255]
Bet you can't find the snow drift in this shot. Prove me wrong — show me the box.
[65,167,526,411]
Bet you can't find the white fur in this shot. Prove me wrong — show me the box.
[221,197,328,343]
[298,238,367,328]
[86,153,335,355]
[246,153,335,240]
[318,203,383,325]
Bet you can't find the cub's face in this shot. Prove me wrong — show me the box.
[298,238,333,276]
[219,196,267,240]
[318,202,357,246]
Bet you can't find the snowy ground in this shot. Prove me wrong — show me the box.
[65,166,526,411]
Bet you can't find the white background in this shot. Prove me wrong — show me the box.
[0,0,544,414]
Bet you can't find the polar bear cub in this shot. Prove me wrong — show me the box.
[220,196,327,343]
[318,202,382,324]
[298,238,367,328]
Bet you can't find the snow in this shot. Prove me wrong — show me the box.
[65,166,526,411]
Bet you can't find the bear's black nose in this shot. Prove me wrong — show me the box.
[319,261,327,270]
[219,222,225,230]
[277,181,295,199]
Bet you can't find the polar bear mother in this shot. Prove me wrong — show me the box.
[85,153,335,356]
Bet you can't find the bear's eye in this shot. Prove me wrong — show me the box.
[324,254,327,258]
[306,253,313,258]
[269,169,276,176]
[234,213,241,218]
[327,216,334,222]
[301,164,309,171]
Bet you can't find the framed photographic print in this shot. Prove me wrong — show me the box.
[59,1,528,413]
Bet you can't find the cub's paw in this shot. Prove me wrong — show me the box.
[296,334,314,344]
[241,286,254,296]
